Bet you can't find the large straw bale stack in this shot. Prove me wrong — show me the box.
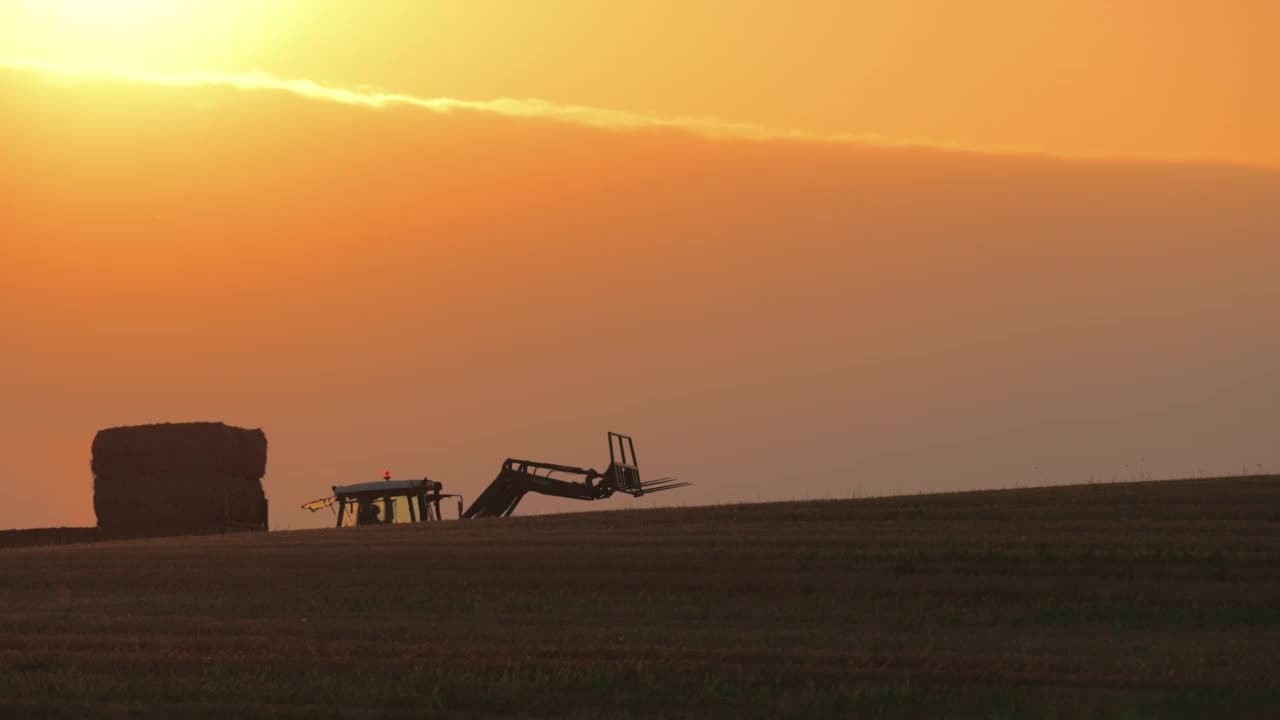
[92,422,268,536]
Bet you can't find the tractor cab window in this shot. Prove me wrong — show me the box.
[386,496,415,524]
[337,496,420,527]
[355,499,385,525]
[336,498,387,527]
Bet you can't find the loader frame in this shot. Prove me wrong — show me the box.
[301,433,689,523]
[461,432,689,518]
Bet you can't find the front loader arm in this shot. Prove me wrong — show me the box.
[461,433,690,519]
[462,460,613,518]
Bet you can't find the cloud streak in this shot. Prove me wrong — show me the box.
[1,57,1021,155]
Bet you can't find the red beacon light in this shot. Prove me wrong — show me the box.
[383,469,392,481]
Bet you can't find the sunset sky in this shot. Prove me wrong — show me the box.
[3,2,1278,530]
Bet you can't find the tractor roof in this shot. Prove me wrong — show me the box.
[333,479,434,496]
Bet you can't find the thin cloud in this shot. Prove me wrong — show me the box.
[1,57,1017,155]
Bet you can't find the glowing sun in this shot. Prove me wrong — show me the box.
[2,0,280,68]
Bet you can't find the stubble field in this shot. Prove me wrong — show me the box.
[1,476,1277,718]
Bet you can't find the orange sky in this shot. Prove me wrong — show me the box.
[2,1,1278,166]
[2,3,1278,530]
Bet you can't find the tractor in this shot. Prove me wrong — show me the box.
[302,475,463,527]
[302,432,688,525]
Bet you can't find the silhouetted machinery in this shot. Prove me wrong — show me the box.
[463,432,689,518]
[301,433,688,526]
[302,475,463,528]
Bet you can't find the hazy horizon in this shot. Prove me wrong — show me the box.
[4,61,1278,531]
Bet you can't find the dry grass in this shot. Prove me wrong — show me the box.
[1,476,1277,718]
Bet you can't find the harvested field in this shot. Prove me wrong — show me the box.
[0,527,99,549]
[0,476,1277,718]
[92,422,268,536]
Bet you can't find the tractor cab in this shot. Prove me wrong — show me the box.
[303,476,463,528]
